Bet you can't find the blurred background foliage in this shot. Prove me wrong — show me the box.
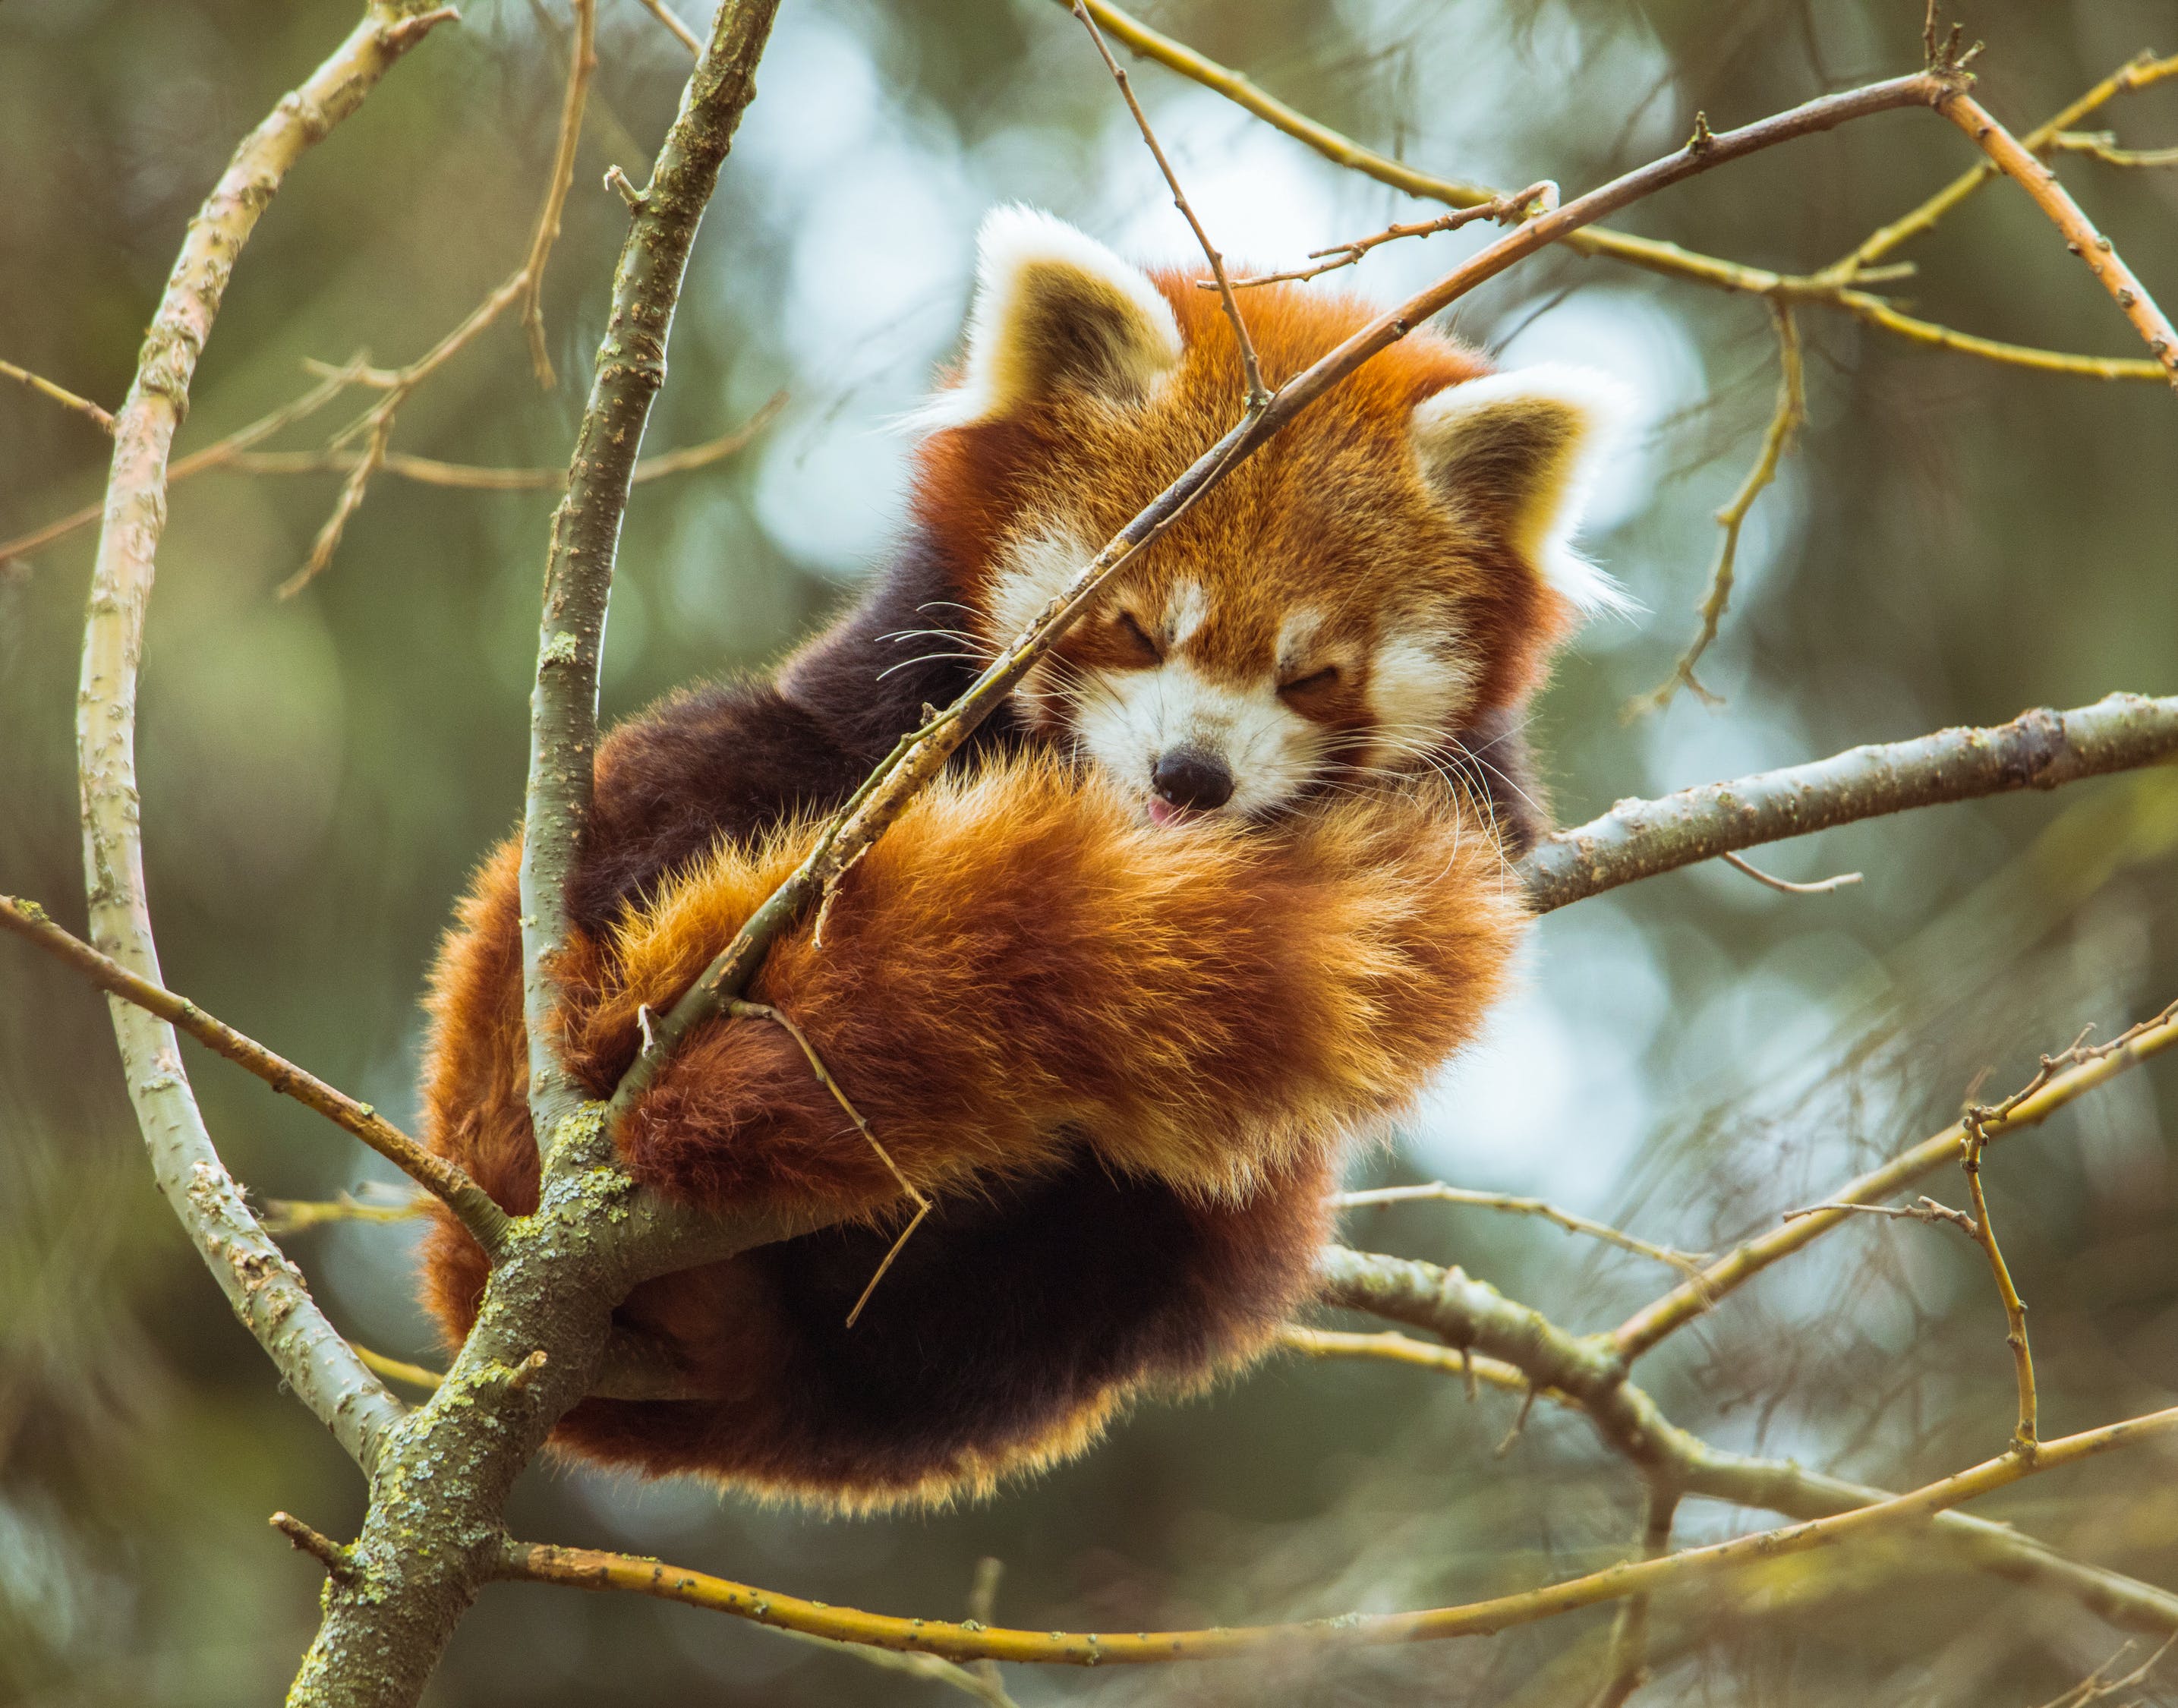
[3,0,2177,1701]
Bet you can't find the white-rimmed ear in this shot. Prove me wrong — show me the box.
[910,206,1182,430]
[1410,364,1637,617]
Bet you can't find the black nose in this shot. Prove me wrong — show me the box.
[1151,748,1234,811]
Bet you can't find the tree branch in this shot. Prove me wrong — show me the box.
[1613,998,2178,1358]
[1310,1248,2178,1637]
[517,0,597,388]
[0,355,114,431]
[73,0,451,1480]
[1335,1182,1708,1275]
[1521,692,2178,912]
[0,893,507,1252]
[494,1403,2178,1665]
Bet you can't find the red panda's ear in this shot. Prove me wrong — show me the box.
[1410,364,1637,619]
[913,206,1182,430]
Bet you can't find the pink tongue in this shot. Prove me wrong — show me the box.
[1148,798,1182,827]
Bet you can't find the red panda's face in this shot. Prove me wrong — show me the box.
[909,208,1634,826]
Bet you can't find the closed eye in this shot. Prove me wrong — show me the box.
[1278,666,1340,698]
[1114,610,1162,663]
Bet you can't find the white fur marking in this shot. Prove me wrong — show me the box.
[1366,630,1471,765]
[1073,657,1325,818]
[1166,581,1209,647]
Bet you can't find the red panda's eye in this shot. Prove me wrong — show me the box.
[1114,610,1162,663]
[1278,665,1340,698]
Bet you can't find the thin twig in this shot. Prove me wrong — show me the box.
[1588,1486,1678,1708]
[1781,1195,1978,1235]
[1831,51,2178,279]
[0,355,374,569]
[1937,89,2178,389]
[1962,1106,2038,1456]
[1065,0,2177,382]
[0,358,114,432]
[278,267,531,597]
[1633,301,1804,713]
[262,1192,430,1234]
[355,1345,448,1391]
[1521,693,2178,913]
[1071,2,1268,408]
[519,0,598,389]
[0,894,509,1253]
[633,0,701,58]
[1719,849,1864,895]
[272,1512,358,1584]
[728,999,931,1327]
[494,1403,2178,1664]
[1335,1182,1710,1275]
[1221,183,1557,289]
[1614,999,2178,1358]
[2035,1634,2178,1708]
[2050,131,2178,170]
[229,390,783,489]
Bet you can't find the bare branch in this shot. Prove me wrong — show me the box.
[1221,183,1557,289]
[2050,130,2178,170]
[634,0,702,59]
[1632,301,1804,714]
[1066,1,2178,381]
[1936,90,2178,388]
[1522,693,2178,913]
[1832,50,2178,278]
[72,0,451,1477]
[1719,849,1864,895]
[1614,999,2178,1359]
[1070,1,1268,408]
[262,1193,429,1234]
[0,355,373,569]
[1311,1248,2178,1636]
[518,0,599,388]
[1782,1195,1978,1234]
[277,267,531,598]
[1335,1182,1709,1274]
[1961,1110,2040,1456]
[494,1403,2178,1664]
[0,894,509,1252]
[0,357,114,432]
[228,390,782,488]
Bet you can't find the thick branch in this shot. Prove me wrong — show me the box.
[1521,693,2178,912]
[1614,999,2178,1357]
[519,0,781,1152]
[74,0,449,1478]
[1,894,506,1249]
[1312,1249,2178,1637]
[496,1403,2178,1664]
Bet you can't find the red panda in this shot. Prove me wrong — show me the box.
[417,206,1632,1511]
